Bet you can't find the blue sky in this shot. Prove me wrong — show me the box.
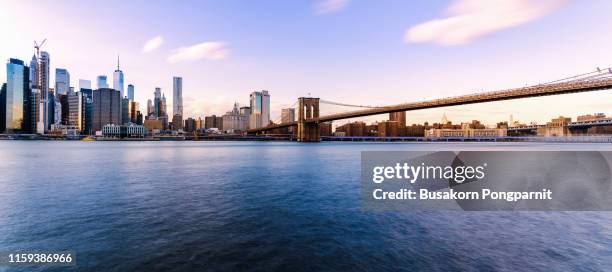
[2,0,612,126]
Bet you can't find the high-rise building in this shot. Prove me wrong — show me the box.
[162,93,167,117]
[129,101,140,124]
[29,55,38,89]
[222,102,249,132]
[38,51,50,132]
[389,111,406,127]
[53,92,62,126]
[205,115,223,129]
[147,99,153,116]
[80,88,93,135]
[172,77,183,117]
[30,88,44,133]
[281,108,295,123]
[184,118,196,132]
[59,93,69,124]
[92,88,121,132]
[67,91,81,129]
[79,79,91,90]
[249,90,270,129]
[154,87,161,117]
[121,97,131,124]
[113,56,125,98]
[4,58,30,133]
[172,114,183,130]
[0,83,5,132]
[55,68,70,95]
[127,84,134,101]
[97,75,108,89]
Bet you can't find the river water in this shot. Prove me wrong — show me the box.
[0,141,611,271]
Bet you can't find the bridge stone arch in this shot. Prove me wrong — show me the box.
[298,97,320,142]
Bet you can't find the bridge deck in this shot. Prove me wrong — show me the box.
[248,78,612,133]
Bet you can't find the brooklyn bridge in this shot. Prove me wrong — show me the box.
[247,68,612,141]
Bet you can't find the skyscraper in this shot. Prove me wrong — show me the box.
[0,83,6,132]
[281,108,295,123]
[80,88,93,135]
[67,91,81,129]
[154,87,161,117]
[249,90,270,129]
[127,84,134,101]
[172,77,183,117]
[4,58,30,133]
[97,75,108,89]
[92,88,121,132]
[29,55,38,89]
[38,51,50,131]
[113,56,125,98]
[55,68,70,95]
[147,99,153,116]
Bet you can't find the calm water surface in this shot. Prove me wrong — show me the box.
[0,141,611,271]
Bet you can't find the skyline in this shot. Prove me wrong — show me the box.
[3,1,612,125]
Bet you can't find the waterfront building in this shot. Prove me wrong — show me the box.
[129,101,140,124]
[335,121,367,136]
[0,83,5,132]
[29,55,38,89]
[92,88,121,133]
[58,93,68,124]
[196,117,204,130]
[172,114,183,130]
[38,51,50,132]
[321,122,332,136]
[162,94,167,117]
[80,88,93,135]
[249,90,270,129]
[154,87,162,117]
[173,77,182,117]
[222,102,249,132]
[537,116,571,137]
[127,84,134,101]
[280,108,296,134]
[577,113,606,122]
[281,108,295,123]
[4,58,30,133]
[97,75,108,89]
[378,121,399,137]
[147,99,153,116]
[205,115,223,129]
[113,56,125,98]
[53,92,62,126]
[389,111,406,127]
[55,68,70,95]
[121,97,131,124]
[425,126,507,138]
[67,91,81,129]
[102,123,146,138]
[143,119,163,133]
[30,88,44,133]
[184,117,196,132]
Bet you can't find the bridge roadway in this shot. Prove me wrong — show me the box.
[248,78,612,133]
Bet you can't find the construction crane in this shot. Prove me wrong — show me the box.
[34,38,46,58]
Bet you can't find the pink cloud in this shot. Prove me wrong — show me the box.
[405,0,566,46]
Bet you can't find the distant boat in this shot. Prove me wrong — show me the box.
[82,136,96,141]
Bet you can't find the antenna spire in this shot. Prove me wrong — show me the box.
[117,54,120,70]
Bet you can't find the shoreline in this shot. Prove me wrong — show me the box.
[2,134,612,143]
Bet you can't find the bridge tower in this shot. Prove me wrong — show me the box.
[297,97,320,142]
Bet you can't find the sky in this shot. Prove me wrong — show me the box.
[2,0,612,127]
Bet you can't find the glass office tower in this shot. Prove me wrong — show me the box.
[4,58,30,133]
